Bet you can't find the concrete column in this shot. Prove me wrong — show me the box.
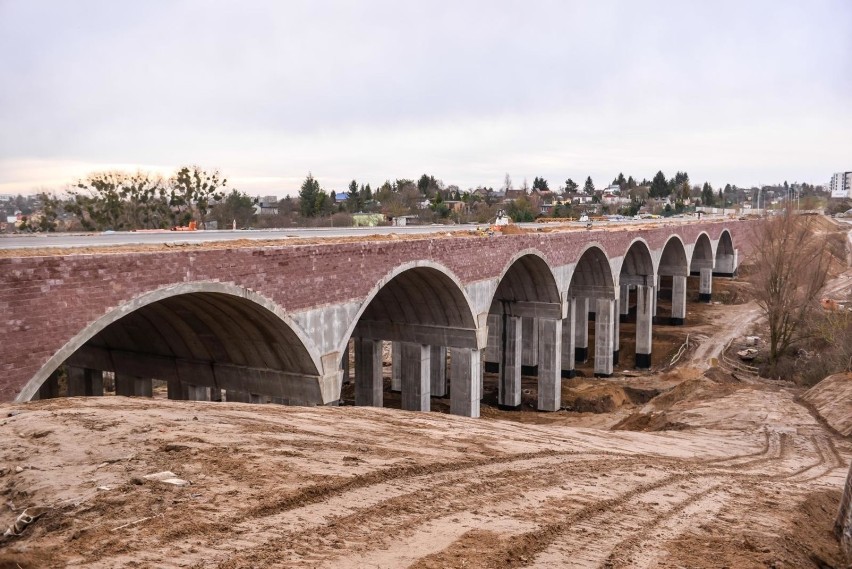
[613,298,621,365]
[594,298,615,377]
[185,385,211,401]
[499,315,523,410]
[620,285,630,318]
[249,393,265,404]
[391,341,402,392]
[449,347,480,418]
[341,342,351,385]
[574,298,589,363]
[430,346,448,397]
[561,298,576,378]
[115,374,152,397]
[401,343,430,412]
[67,367,103,396]
[537,318,562,412]
[354,337,383,407]
[166,378,186,401]
[226,390,251,403]
[635,284,654,369]
[36,371,59,400]
[653,275,660,316]
[699,267,713,302]
[521,317,538,374]
[484,313,502,373]
[671,275,687,325]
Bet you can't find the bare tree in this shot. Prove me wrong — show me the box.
[749,209,831,370]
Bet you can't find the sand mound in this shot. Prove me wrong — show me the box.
[801,372,852,436]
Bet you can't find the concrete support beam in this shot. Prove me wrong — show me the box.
[226,390,252,403]
[354,337,383,407]
[671,275,687,325]
[489,300,562,320]
[354,320,478,349]
[574,298,589,363]
[620,286,630,316]
[391,341,402,392]
[484,313,502,372]
[714,253,737,276]
[635,284,654,369]
[400,343,430,412]
[521,317,539,373]
[67,367,103,397]
[561,298,576,378]
[185,385,211,401]
[115,373,152,397]
[537,318,562,412]
[499,315,523,410]
[449,347,480,418]
[613,298,621,365]
[67,345,340,405]
[699,267,713,302]
[594,298,615,377]
[430,346,448,398]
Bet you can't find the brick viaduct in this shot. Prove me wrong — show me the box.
[0,220,751,417]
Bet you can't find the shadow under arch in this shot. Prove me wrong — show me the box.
[18,282,324,403]
[714,229,736,276]
[340,261,481,414]
[485,250,563,411]
[690,232,715,273]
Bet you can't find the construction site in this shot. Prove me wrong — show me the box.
[1,217,851,568]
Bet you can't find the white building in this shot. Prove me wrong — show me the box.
[830,171,852,198]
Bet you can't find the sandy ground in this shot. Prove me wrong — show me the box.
[2,220,850,568]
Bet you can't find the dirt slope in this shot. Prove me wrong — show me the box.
[0,383,849,569]
[802,373,852,436]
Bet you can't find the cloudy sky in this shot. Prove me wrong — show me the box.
[1,0,850,197]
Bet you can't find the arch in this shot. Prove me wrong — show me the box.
[690,232,715,272]
[618,238,655,282]
[714,229,736,276]
[337,261,479,357]
[490,250,561,309]
[657,234,689,277]
[17,282,323,402]
[568,244,616,298]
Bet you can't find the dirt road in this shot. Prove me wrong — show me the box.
[1,379,849,569]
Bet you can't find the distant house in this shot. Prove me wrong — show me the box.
[334,192,348,202]
[254,200,279,216]
[503,189,526,202]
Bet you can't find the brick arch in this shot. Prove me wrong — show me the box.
[657,234,689,277]
[16,282,323,402]
[568,243,616,298]
[491,250,561,308]
[690,232,715,272]
[337,260,480,358]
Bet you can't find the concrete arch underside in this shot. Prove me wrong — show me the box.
[23,283,329,405]
[346,264,482,416]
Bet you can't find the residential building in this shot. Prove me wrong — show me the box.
[830,171,852,198]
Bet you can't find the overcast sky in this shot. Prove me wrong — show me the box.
[1,0,850,197]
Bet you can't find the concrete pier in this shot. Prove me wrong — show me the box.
[537,318,562,411]
[391,341,402,392]
[561,298,576,378]
[613,298,621,365]
[635,284,654,369]
[499,315,523,409]
[671,275,687,325]
[115,373,152,397]
[341,342,350,384]
[354,337,383,407]
[574,298,589,363]
[67,367,103,396]
[400,343,430,411]
[184,385,211,401]
[699,267,713,302]
[521,317,539,375]
[594,298,614,377]
[449,347,480,418]
[620,285,631,321]
[484,313,502,373]
[430,346,448,397]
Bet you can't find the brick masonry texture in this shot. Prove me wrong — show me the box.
[0,221,754,401]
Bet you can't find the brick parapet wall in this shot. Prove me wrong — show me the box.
[0,220,754,401]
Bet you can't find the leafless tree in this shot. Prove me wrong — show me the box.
[749,209,831,371]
